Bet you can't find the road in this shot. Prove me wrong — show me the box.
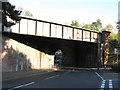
[2,70,119,89]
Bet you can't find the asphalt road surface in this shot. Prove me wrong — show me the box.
[2,70,119,89]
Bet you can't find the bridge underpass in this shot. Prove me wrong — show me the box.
[1,16,111,71]
[3,32,98,68]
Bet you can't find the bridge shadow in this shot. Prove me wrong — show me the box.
[2,32,61,55]
[2,36,32,72]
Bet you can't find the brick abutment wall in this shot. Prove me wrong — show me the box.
[1,35,54,72]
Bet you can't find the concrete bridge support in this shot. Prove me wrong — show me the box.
[1,34,54,72]
[2,32,98,72]
[60,40,98,67]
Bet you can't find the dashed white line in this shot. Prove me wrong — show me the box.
[94,72,106,89]
[109,80,112,82]
[8,82,35,90]
[95,72,104,81]
[109,80,113,89]
[100,80,106,89]
[101,83,105,86]
[109,84,112,85]
[101,85,105,88]
[99,79,113,89]
[45,75,60,80]
[109,86,113,88]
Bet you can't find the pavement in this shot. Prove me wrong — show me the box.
[2,67,113,82]
[3,67,119,89]
[2,69,54,81]
[3,67,120,89]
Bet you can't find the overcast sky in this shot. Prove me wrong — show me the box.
[9,0,119,32]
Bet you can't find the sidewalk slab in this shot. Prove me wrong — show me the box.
[2,69,54,81]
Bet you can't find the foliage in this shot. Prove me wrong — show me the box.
[81,19,103,32]
[102,24,113,32]
[106,24,113,32]
[110,32,120,49]
[82,24,91,30]
[91,19,102,31]
[70,19,114,33]
[101,28,107,31]
[110,33,119,40]
[2,2,22,28]
[71,20,80,27]
[109,32,120,66]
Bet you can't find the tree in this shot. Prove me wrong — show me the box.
[70,20,80,27]
[110,33,119,41]
[109,33,120,64]
[2,2,22,31]
[102,24,113,32]
[81,19,102,31]
[82,24,91,30]
[106,24,113,32]
[91,19,102,31]
[101,27,107,31]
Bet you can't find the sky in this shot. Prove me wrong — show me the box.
[9,0,119,32]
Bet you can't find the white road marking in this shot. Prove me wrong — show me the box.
[100,79,113,89]
[109,86,113,88]
[45,75,60,80]
[100,80,106,89]
[109,80,112,82]
[109,84,112,85]
[101,83,105,86]
[101,85,105,88]
[102,81,105,84]
[95,72,104,81]
[109,80,113,89]
[8,82,35,90]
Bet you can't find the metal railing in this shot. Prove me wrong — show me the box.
[5,16,101,43]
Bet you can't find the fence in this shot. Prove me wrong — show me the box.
[5,16,100,43]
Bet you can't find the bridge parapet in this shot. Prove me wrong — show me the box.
[3,16,101,43]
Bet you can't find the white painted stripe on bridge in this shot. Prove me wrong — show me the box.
[8,82,35,90]
[45,75,60,80]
